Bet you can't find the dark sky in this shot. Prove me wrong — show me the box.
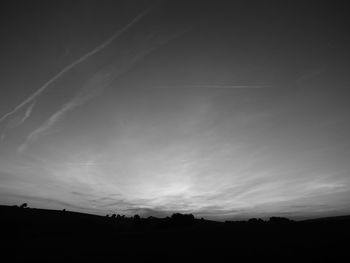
[0,0,350,220]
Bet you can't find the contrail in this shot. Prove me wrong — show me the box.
[0,7,153,125]
[186,85,269,89]
[18,26,194,153]
[153,84,270,89]
[16,101,36,126]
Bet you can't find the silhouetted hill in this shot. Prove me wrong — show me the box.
[1,205,349,262]
[300,214,350,222]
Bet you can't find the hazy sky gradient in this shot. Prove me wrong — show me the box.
[1,0,350,220]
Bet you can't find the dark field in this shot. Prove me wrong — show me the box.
[1,205,349,262]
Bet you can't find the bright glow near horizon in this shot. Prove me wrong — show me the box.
[0,1,350,220]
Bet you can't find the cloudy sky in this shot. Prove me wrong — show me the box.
[0,0,349,220]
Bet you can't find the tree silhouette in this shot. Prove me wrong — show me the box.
[248,218,264,224]
[20,203,28,209]
[269,217,291,224]
[171,213,195,226]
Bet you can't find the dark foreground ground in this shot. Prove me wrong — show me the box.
[1,205,349,262]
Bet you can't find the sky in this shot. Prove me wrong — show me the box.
[0,0,350,220]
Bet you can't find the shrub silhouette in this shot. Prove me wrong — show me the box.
[248,218,264,224]
[269,217,291,224]
[171,213,195,226]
